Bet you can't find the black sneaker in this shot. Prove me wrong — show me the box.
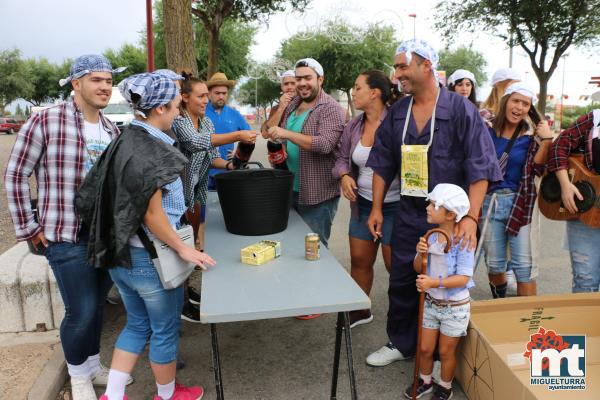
[188,286,201,305]
[349,309,373,328]
[403,378,433,399]
[181,302,201,323]
[432,383,453,400]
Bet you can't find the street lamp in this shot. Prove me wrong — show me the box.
[408,14,416,39]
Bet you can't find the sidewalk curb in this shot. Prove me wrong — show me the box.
[27,343,67,400]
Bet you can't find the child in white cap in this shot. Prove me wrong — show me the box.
[405,183,475,400]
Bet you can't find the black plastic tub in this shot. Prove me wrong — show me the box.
[214,164,293,236]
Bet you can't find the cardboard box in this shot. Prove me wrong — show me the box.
[241,240,281,266]
[456,293,599,399]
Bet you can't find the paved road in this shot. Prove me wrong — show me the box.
[1,128,571,399]
[92,134,571,400]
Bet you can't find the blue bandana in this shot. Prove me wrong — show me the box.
[59,54,126,87]
[154,69,184,81]
[118,72,178,116]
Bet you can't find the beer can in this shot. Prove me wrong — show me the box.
[305,233,320,261]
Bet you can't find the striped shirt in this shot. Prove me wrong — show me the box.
[172,111,220,209]
[279,90,346,205]
[4,101,119,243]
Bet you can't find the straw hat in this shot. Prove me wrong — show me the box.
[206,72,236,88]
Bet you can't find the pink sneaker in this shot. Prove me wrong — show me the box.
[153,383,204,400]
[99,396,128,400]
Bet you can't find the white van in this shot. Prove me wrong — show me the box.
[103,88,134,131]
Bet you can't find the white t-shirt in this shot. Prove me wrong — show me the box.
[83,121,112,172]
[352,141,401,202]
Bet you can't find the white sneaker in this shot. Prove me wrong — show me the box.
[91,364,134,386]
[506,270,518,292]
[70,377,97,400]
[366,342,407,367]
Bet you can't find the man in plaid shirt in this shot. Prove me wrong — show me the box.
[4,54,130,399]
[266,58,346,249]
[548,110,600,293]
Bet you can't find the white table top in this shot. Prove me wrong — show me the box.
[200,193,371,323]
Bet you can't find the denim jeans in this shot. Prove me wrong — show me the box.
[481,191,536,282]
[45,239,113,365]
[109,246,184,364]
[566,220,600,293]
[293,192,339,248]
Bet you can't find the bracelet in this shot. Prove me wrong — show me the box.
[438,276,445,288]
[463,214,478,224]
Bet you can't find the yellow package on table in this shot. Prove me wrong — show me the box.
[241,240,282,266]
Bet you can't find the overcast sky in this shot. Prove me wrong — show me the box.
[2,0,599,104]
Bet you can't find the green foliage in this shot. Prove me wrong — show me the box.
[103,43,148,83]
[193,0,310,23]
[438,46,488,86]
[435,0,600,113]
[560,105,595,129]
[194,20,257,80]
[24,57,64,105]
[0,49,33,114]
[279,19,397,95]
[238,73,282,107]
[151,1,256,80]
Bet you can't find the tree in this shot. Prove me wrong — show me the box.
[191,0,310,78]
[164,0,198,75]
[104,44,148,83]
[435,0,600,114]
[152,1,256,80]
[15,104,24,119]
[438,46,488,87]
[55,59,74,100]
[24,58,63,106]
[279,19,397,116]
[194,19,256,79]
[238,73,282,107]
[0,49,33,115]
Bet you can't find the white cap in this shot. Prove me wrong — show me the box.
[280,70,295,81]
[448,69,477,86]
[491,68,522,86]
[295,58,324,76]
[503,81,536,102]
[426,184,470,222]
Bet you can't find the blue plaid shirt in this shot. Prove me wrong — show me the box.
[130,120,186,228]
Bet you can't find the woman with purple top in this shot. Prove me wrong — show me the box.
[333,70,399,328]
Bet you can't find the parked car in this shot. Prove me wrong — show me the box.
[0,118,24,134]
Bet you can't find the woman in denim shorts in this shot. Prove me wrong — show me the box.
[333,70,400,328]
[481,82,553,298]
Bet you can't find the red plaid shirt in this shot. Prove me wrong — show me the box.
[280,90,346,205]
[506,138,545,235]
[4,101,119,242]
[548,111,595,173]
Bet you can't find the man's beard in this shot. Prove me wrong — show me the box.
[301,85,319,103]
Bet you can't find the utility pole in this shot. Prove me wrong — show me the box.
[409,14,416,39]
[508,30,513,68]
